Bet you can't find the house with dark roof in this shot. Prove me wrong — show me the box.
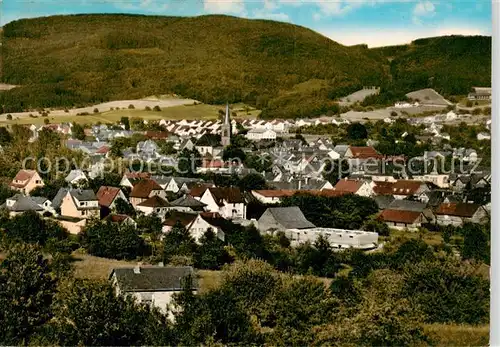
[162,211,198,233]
[199,187,247,219]
[9,169,44,195]
[434,202,489,227]
[257,206,316,234]
[170,195,207,212]
[60,189,99,219]
[187,212,227,243]
[110,265,197,316]
[0,194,47,217]
[119,172,152,188]
[129,179,166,207]
[136,195,171,218]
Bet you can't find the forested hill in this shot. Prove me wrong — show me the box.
[0,14,492,118]
[371,35,492,96]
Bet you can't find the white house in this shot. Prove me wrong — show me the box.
[246,128,277,141]
[187,212,226,243]
[286,227,379,249]
[198,187,246,219]
[110,266,197,320]
[65,169,88,186]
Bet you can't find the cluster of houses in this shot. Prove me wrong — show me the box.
[2,103,491,316]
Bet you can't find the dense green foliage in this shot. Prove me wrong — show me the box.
[3,15,489,118]
[374,36,492,97]
[1,14,386,117]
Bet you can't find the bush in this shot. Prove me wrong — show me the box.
[390,111,398,117]
[93,108,99,113]
[128,104,135,109]
[145,106,152,111]
[466,100,473,107]
[153,105,161,112]
[6,114,12,120]
[44,118,49,124]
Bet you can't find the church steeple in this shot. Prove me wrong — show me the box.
[221,103,232,147]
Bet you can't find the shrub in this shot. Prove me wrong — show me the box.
[93,108,99,113]
[43,118,49,124]
[153,105,161,112]
[145,106,152,111]
[466,100,473,107]
[6,114,12,120]
[128,104,135,109]
[390,111,398,117]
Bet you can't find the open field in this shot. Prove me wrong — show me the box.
[424,323,489,346]
[406,88,453,106]
[340,88,380,106]
[0,101,260,125]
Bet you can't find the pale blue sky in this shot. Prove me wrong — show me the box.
[1,0,492,47]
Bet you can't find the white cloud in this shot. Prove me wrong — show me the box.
[319,25,488,47]
[203,0,246,15]
[412,1,436,24]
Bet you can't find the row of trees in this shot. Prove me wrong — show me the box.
[0,240,489,346]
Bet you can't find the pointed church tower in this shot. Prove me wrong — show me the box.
[221,103,232,147]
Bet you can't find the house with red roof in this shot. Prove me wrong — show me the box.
[9,169,45,195]
[333,179,373,197]
[120,172,152,188]
[96,186,127,210]
[434,202,489,227]
[129,179,167,207]
[378,209,425,231]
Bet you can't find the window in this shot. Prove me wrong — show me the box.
[80,201,84,206]
[349,236,353,239]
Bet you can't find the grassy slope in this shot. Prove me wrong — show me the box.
[0,103,260,125]
[0,14,387,117]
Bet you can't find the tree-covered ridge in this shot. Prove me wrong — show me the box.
[372,35,492,96]
[0,15,491,117]
[1,14,387,116]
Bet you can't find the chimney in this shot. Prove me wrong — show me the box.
[133,265,141,274]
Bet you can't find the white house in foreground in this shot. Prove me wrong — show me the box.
[110,266,197,320]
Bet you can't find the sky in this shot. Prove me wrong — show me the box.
[1,0,492,47]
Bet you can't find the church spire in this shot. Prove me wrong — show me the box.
[224,103,230,125]
[221,103,232,147]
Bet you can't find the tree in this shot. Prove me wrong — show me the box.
[72,122,86,140]
[238,173,266,191]
[115,197,136,216]
[195,229,232,270]
[346,122,368,140]
[162,222,198,263]
[0,244,57,345]
[153,105,161,112]
[93,108,99,113]
[44,118,50,124]
[322,159,349,184]
[53,279,164,346]
[177,148,201,177]
[461,223,489,263]
[5,211,67,246]
[0,127,12,145]
[245,154,272,173]
[81,219,147,260]
[120,116,130,130]
[6,114,12,120]
[362,218,390,236]
[222,144,246,163]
